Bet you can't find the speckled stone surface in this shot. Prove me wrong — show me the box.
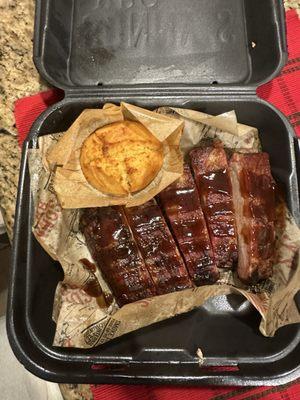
[0,0,49,237]
[0,135,20,239]
[285,1,300,10]
[0,0,48,136]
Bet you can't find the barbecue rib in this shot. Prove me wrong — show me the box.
[124,199,193,294]
[157,164,219,285]
[80,207,157,306]
[190,147,238,269]
[230,153,276,283]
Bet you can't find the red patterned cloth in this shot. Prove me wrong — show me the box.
[15,88,64,146]
[14,9,300,400]
[257,10,300,137]
[91,381,300,400]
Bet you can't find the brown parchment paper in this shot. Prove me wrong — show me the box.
[46,103,184,208]
[28,104,300,350]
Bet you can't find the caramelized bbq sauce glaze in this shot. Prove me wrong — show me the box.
[80,258,97,273]
[80,149,277,304]
[190,148,238,269]
[239,162,276,264]
[124,199,193,295]
[157,164,219,285]
[79,258,114,306]
[80,207,157,306]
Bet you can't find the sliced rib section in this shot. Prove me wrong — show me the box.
[80,207,157,305]
[230,153,276,283]
[190,147,238,269]
[124,199,193,295]
[158,164,219,285]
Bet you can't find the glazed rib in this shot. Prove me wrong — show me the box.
[157,164,219,285]
[230,153,276,283]
[124,199,193,295]
[79,207,157,306]
[190,147,238,269]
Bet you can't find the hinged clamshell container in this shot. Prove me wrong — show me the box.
[7,0,300,385]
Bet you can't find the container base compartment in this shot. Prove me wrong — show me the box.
[8,96,300,385]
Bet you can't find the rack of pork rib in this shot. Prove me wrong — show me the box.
[80,145,276,306]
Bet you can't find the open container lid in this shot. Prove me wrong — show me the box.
[34,0,287,90]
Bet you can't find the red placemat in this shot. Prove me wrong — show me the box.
[91,381,300,400]
[13,9,300,400]
[257,10,300,138]
[15,88,64,146]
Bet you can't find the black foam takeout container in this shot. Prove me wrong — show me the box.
[7,0,300,385]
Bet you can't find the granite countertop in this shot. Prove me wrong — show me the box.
[286,0,300,9]
[0,0,48,238]
[0,0,47,136]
